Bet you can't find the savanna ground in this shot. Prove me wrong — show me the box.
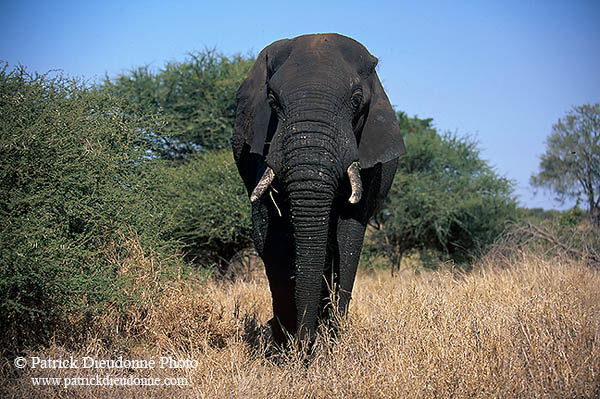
[2,238,599,399]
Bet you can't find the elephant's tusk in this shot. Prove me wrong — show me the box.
[347,162,363,204]
[251,167,275,202]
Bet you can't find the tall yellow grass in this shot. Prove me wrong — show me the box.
[2,247,599,398]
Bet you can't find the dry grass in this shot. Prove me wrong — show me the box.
[2,248,599,398]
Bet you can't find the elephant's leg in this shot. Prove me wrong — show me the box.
[335,216,367,316]
[262,240,296,344]
[331,159,397,315]
[253,202,296,345]
[318,236,336,322]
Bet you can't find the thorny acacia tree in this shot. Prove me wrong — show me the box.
[531,103,600,228]
[368,113,517,270]
[100,50,254,159]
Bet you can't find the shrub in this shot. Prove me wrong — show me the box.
[0,65,178,350]
[366,114,517,269]
[155,150,252,271]
[100,50,254,158]
[486,216,599,268]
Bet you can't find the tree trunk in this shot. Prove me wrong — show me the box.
[590,203,600,229]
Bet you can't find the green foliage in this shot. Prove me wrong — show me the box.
[154,150,252,270]
[367,113,518,268]
[516,203,587,228]
[557,203,587,229]
[516,207,562,225]
[97,49,255,267]
[0,65,178,349]
[100,50,254,158]
[530,103,600,227]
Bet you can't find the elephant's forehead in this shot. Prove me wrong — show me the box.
[286,34,373,76]
[282,47,357,78]
[270,59,356,94]
[292,33,362,51]
[292,36,346,59]
[299,34,335,48]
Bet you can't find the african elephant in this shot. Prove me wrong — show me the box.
[232,33,405,345]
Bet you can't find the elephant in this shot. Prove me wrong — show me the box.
[231,33,405,345]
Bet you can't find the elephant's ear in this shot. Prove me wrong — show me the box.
[233,39,290,159]
[358,72,406,169]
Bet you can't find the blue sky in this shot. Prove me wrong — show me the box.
[2,0,599,210]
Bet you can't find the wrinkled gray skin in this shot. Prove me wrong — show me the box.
[232,33,406,345]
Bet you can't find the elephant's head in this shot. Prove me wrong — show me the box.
[233,33,405,341]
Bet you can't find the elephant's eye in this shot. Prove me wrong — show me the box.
[350,89,363,111]
[267,90,281,111]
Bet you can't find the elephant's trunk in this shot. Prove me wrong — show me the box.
[289,191,333,340]
[281,121,340,341]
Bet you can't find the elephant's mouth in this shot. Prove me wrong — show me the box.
[250,162,363,205]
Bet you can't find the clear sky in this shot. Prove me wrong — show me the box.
[2,0,599,210]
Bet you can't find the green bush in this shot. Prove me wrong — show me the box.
[0,65,178,349]
[366,113,518,269]
[100,50,254,158]
[154,150,252,270]
[97,49,255,270]
[516,207,563,225]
